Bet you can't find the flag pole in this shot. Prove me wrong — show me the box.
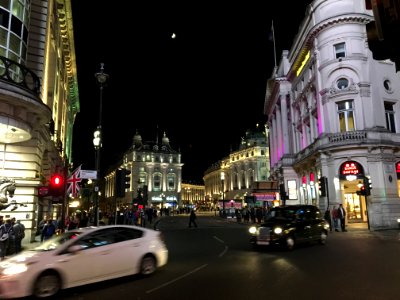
[271,19,277,68]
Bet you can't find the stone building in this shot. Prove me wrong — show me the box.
[264,0,400,229]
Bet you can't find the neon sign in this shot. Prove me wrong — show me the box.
[341,162,360,175]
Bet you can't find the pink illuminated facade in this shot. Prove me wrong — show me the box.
[264,0,400,230]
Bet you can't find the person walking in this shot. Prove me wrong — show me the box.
[337,203,347,232]
[12,219,25,254]
[188,210,197,228]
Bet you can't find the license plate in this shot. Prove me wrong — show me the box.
[256,241,269,245]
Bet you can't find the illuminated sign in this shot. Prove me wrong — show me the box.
[254,193,276,201]
[340,161,362,176]
[296,51,310,76]
[396,162,400,173]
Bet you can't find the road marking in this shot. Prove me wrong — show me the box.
[146,264,208,294]
[213,236,228,257]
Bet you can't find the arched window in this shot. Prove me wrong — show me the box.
[153,173,162,191]
[167,173,176,191]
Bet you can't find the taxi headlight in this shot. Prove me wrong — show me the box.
[249,226,257,234]
[273,227,283,234]
[2,263,28,276]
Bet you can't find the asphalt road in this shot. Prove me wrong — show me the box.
[25,213,400,300]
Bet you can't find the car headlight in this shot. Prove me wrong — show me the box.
[2,263,28,276]
[273,227,283,234]
[249,226,257,234]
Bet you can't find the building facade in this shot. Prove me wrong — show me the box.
[104,131,183,212]
[203,124,274,210]
[264,0,400,230]
[0,0,78,241]
[181,183,205,210]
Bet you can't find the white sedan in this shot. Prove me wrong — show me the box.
[0,225,168,298]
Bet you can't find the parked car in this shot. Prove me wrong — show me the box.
[249,205,329,250]
[0,225,168,298]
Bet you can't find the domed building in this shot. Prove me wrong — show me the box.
[104,131,183,212]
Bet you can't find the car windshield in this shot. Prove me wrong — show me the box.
[32,231,83,251]
[266,208,298,220]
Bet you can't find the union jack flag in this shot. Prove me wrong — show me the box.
[66,165,82,197]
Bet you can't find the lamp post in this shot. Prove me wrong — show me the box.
[221,171,226,218]
[93,63,108,226]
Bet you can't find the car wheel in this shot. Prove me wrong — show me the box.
[286,236,295,250]
[140,255,157,276]
[33,271,61,298]
[319,231,328,245]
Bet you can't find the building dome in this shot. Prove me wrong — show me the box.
[162,132,170,145]
[133,131,142,147]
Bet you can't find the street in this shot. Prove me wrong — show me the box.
[46,213,400,300]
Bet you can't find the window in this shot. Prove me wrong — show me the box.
[384,79,392,92]
[337,100,355,132]
[334,42,346,59]
[337,78,349,90]
[153,173,162,191]
[385,102,396,133]
[167,173,175,191]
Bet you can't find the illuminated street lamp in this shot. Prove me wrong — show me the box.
[93,63,108,226]
[221,171,226,218]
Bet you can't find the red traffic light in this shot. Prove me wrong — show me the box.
[50,174,64,186]
[49,174,65,197]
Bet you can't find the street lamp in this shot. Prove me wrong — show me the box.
[221,171,226,218]
[93,63,108,226]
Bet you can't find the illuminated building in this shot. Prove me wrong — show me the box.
[264,0,400,229]
[203,124,274,210]
[104,131,183,211]
[0,0,78,241]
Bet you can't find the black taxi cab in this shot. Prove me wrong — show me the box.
[248,205,329,250]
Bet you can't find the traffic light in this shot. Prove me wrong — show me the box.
[357,185,366,196]
[49,173,65,197]
[363,177,372,196]
[318,176,327,197]
[115,168,131,198]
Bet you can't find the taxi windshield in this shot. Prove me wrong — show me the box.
[32,231,83,251]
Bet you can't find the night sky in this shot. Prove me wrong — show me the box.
[70,1,310,182]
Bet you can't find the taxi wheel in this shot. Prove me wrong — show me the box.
[33,271,61,298]
[140,255,156,276]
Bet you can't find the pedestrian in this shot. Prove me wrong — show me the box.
[13,219,25,254]
[41,219,56,242]
[324,208,332,232]
[0,218,14,260]
[337,203,347,232]
[188,209,197,228]
[332,206,339,232]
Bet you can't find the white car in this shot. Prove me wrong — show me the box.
[0,225,168,298]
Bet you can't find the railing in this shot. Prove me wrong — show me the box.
[328,131,367,143]
[0,56,41,95]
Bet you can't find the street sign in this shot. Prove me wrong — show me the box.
[80,169,97,179]
[38,186,49,197]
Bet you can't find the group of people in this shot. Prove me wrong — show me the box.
[0,216,26,261]
[324,204,347,232]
